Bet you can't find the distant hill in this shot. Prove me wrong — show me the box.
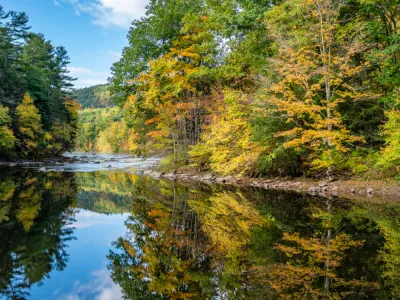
[74,84,116,109]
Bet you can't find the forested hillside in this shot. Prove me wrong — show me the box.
[76,107,134,153]
[74,84,115,109]
[0,6,78,158]
[107,0,400,178]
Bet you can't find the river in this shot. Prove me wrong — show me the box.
[0,153,400,299]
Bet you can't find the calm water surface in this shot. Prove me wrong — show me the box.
[1,156,400,299]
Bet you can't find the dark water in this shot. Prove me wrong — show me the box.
[1,165,400,299]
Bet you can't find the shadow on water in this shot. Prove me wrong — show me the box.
[1,167,400,299]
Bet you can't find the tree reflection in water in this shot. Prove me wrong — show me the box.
[108,177,400,299]
[0,169,400,299]
[0,169,77,300]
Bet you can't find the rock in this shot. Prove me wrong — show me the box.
[319,182,328,187]
[331,185,338,191]
[308,186,317,193]
[39,167,47,172]
[152,172,162,178]
[202,174,214,181]
[143,170,152,175]
[367,188,374,194]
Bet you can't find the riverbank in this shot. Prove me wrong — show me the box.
[0,156,77,167]
[143,169,400,202]
[2,153,399,202]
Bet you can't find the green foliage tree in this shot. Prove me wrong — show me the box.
[104,0,400,178]
[74,84,115,109]
[0,6,77,158]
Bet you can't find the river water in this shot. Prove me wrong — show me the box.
[1,154,400,299]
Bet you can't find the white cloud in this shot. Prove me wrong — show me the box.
[54,0,65,9]
[57,268,123,300]
[68,66,109,88]
[68,210,129,228]
[63,0,149,28]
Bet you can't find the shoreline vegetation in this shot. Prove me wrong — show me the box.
[2,1,400,192]
[143,169,400,202]
[1,154,399,202]
[103,0,400,182]
[0,6,78,159]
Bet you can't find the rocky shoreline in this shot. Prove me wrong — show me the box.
[0,156,77,167]
[143,170,400,202]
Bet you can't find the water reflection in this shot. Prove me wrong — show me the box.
[0,169,400,299]
[108,177,400,299]
[0,169,77,299]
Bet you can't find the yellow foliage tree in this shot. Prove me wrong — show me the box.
[190,89,263,176]
[266,0,376,175]
[130,15,216,165]
[0,104,16,154]
[15,93,42,156]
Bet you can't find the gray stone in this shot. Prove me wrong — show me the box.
[202,174,214,180]
[308,186,317,193]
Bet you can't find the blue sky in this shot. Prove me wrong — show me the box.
[2,0,149,88]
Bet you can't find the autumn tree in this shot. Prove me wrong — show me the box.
[130,14,217,164]
[189,89,263,175]
[265,0,377,175]
[15,93,42,156]
[0,104,15,155]
[376,90,400,173]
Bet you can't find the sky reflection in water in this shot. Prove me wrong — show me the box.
[1,164,400,299]
[30,211,128,300]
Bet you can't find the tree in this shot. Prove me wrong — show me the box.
[15,93,42,156]
[109,0,205,104]
[265,0,376,175]
[189,89,263,175]
[132,14,217,164]
[0,104,15,155]
[0,6,77,158]
[376,90,400,174]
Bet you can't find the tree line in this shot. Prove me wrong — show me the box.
[108,0,399,178]
[75,107,134,153]
[0,6,78,159]
[74,84,115,109]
